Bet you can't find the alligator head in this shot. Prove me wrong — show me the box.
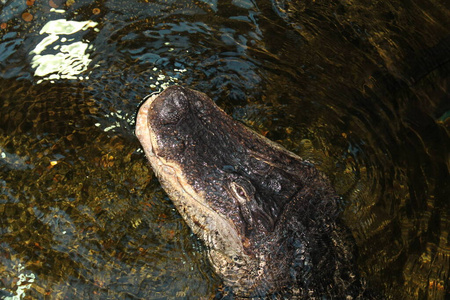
[135,86,363,298]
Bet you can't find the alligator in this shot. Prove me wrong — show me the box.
[135,86,372,298]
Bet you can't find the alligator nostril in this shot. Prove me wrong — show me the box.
[152,86,189,124]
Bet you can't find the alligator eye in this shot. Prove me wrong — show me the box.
[235,186,246,198]
[230,180,253,203]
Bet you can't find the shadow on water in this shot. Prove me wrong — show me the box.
[0,0,448,299]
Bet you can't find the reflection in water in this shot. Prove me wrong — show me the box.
[1,262,36,300]
[30,19,98,83]
[0,0,449,299]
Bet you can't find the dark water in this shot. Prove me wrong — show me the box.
[0,0,449,299]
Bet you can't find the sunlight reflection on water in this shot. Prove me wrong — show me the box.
[1,262,36,300]
[30,19,98,83]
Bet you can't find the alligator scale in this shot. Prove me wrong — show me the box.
[135,86,369,298]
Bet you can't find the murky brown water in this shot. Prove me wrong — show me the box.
[1,0,449,299]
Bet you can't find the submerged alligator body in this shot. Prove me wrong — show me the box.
[135,86,370,298]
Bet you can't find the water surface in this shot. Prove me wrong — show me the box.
[0,0,449,299]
